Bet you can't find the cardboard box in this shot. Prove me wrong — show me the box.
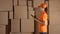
[14,6,27,19]
[29,7,34,16]
[11,19,20,32]
[21,18,34,32]
[28,1,32,7]
[0,25,6,34]
[0,12,8,25]
[19,0,27,6]
[0,0,12,11]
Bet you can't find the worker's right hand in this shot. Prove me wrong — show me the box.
[40,21,45,25]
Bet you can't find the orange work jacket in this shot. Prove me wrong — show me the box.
[38,11,48,32]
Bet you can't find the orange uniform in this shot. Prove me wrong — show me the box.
[38,11,48,32]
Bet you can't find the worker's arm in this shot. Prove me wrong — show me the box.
[31,14,45,25]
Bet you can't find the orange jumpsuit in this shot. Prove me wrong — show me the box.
[38,11,48,32]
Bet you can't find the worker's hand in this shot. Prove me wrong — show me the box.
[40,21,45,25]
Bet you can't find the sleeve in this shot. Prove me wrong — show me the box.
[38,12,45,22]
